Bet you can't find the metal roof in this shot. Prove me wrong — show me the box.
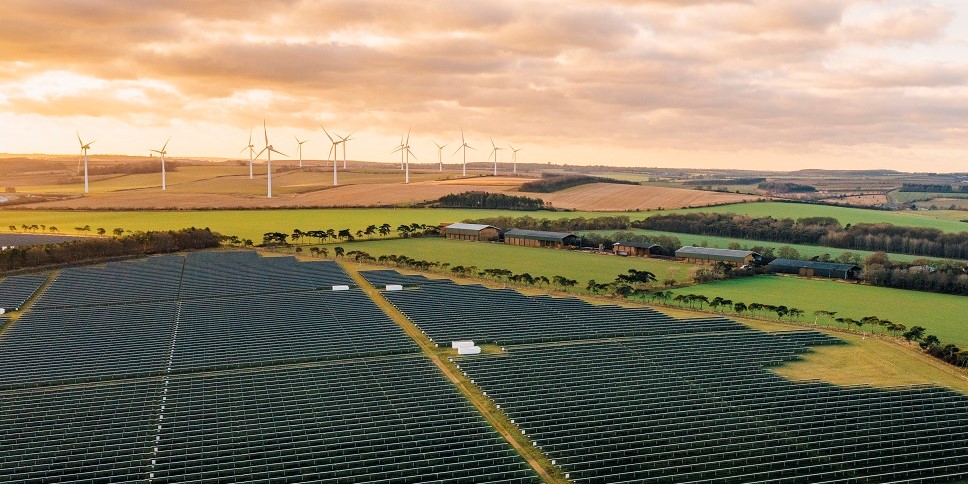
[504,228,577,242]
[767,259,861,272]
[614,241,661,249]
[675,246,759,262]
[444,223,499,235]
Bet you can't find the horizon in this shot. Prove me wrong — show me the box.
[2,1,967,171]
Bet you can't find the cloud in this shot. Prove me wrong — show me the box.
[0,0,966,170]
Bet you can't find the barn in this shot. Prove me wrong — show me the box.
[767,259,862,280]
[675,246,761,266]
[613,242,662,257]
[443,223,501,242]
[504,229,579,248]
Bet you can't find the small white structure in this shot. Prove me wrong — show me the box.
[0,308,6,315]
[452,340,475,349]
[457,346,482,355]
[385,284,404,291]
[331,285,350,291]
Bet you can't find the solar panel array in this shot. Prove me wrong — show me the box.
[0,252,537,483]
[457,335,968,482]
[362,270,747,345]
[0,273,47,311]
[366,269,968,482]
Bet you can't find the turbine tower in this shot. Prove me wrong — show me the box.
[392,128,417,184]
[294,135,309,168]
[321,126,342,185]
[487,137,504,176]
[453,129,475,177]
[433,140,448,171]
[509,145,522,174]
[338,131,355,169]
[150,137,171,191]
[76,132,94,194]
[254,120,287,198]
[240,129,256,179]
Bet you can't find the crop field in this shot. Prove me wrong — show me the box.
[668,276,968,346]
[331,238,695,285]
[586,228,950,263]
[537,183,757,211]
[915,198,968,210]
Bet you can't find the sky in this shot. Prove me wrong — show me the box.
[1,0,967,172]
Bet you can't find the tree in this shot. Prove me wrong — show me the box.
[396,225,412,238]
[364,225,377,237]
[615,269,657,285]
[920,334,941,349]
[338,229,352,240]
[7,225,15,232]
[97,228,106,236]
[310,247,320,257]
[49,226,58,233]
[777,246,800,260]
[860,316,880,334]
[903,326,926,342]
[355,229,364,239]
[262,232,288,246]
[112,227,124,237]
[320,247,329,258]
[379,224,391,237]
[733,302,747,315]
[333,246,345,257]
[291,229,303,244]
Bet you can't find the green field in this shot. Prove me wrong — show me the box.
[0,208,648,243]
[586,228,954,263]
[327,238,695,285]
[3,201,966,244]
[671,202,968,233]
[668,276,967,346]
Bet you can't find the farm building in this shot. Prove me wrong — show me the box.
[504,229,579,248]
[675,246,761,266]
[613,242,662,257]
[767,259,861,280]
[443,223,501,242]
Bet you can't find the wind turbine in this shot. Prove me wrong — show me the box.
[150,137,171,190]
[254,120,287,198]
[321,126,341,185]
[240,129,256,179]
[509,145,522,174]
[487,137,504,176]
[433,140,448,171]
[294,135,309,168]
[392,128,417,184]
[453,129,475,177]
[338,131,355,169]
[76,132,94,193]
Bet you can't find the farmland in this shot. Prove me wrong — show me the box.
[328,237,696,285]
[587,228,953,263]
[536,183,757,211]
[0,208,649,243]
[668,276,968,346]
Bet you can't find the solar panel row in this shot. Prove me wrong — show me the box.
[362,270,748,346]
[0,273,48,311]
[0,358,538,483]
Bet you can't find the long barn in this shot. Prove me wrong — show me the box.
[675,246,761,266]
[767,259,862,280]
[504,229,579,248]
[442,223,501,242]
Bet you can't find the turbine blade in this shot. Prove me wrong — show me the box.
[249,129,253,146]
[461,128,465,143]
[263,119,268,146]
[407,148,418,161]
[270,147,288,157]
[391,146,403,154]
[321,126,335,142]
[77,131,83,147]
[255,147,267,159]
[467,145,475,151]
[452,146,462,156]
[162,137,170,151]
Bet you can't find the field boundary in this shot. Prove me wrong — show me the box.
[341,262,567,483]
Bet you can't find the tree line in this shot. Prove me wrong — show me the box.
[900,183,968,193]
[757,182,817,193]
[464,215,633,232]
[860,252,968,296]
[261,223,439,247]
[638,213,968,259]
[519,173,638,193]
[435,191,547,210]
[682,177,765,186]
[0,228,220,273]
